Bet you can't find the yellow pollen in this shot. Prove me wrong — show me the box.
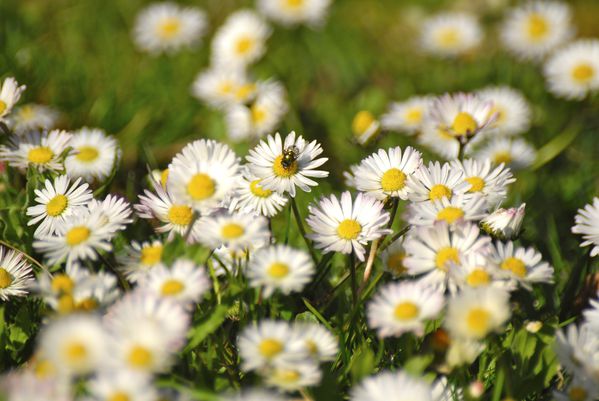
[160,169,169,188]
[235,83,256,101]
[27,146,53,164]
[157,17,181,39]
[466,308,492,338]
[18,105,35,120]
[272,154,298,177]
[306,340,318,355]
[526,13,549,40]
[572,64,595,83]
[452,112,478,136]
[435,247,459,271]
[380,168,407,192]
[235,37,254,55]
[274,369,301,383]
[250,104,266,124]
[493,151,512,165]
[285,0,304,8]
[127,345,153,369]
[0,267,13,289]
[352,110,376,137]
[466,176,485,192]
[437,27,460,47]
[436,206,465,224]
[337,219,362,240]
[51,274,75,294]
[161,279,185,296]
[429,184,452,201]
[250,179,272,198]
[75,146,99,162]
[57,294,75,314]
[501,257,527,278]
[393,301,420,321]
[490,105,506,124]
[187,173,215,201]
[65,226,90,246]
[569,387,588,401]
[0,100,6,115]
[221,223,244,240]
[77,297,98,311]
[108,392,131,401]
[387,252,406,275]
[168,205,193,226]
[437,127,454,140]
[466,269,491,287]
[258,338,283,358]
[46,194,68,217]
[267,262,290,279]
[140,244,163,266]
[405,108,423,124]
[33,359,55,378]
[63,341,88,365]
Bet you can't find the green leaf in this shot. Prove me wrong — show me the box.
[302,297,334,331]
[403,354,434,376]
[185,304,230,352]
[349,343,375,382]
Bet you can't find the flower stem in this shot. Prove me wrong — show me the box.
[349,251,357,305]
[290,197,318,263]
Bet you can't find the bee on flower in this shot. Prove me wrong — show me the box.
[420,12,483,58]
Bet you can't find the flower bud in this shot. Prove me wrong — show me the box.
[481,203,525,240]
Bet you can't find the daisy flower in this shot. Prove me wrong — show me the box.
[116,240,164,283]
[403,221,491,291]
[31,264,92,313]
[139,259,210,306]
[306,191,391,261]
[0,247,33,301]
[352,146,423,201]
[351,370,433,401]
[64,127,120,183]
[351,110,381,145]
[168,139,241,214]
[418,119,461,159]
[0,371,70,401]
[380,237,408,277]
[89,371,157,401]
[66,269,120,312]
[133,2,207,55]
[211,10,271,69]
[38,314,108,376]
[481,203,526,240]
[8,103,59,134]
[572,198,599,257]
[476,86,531,136]
[555,323,599,377]
[225,80,288,142]
[445,287,511,340]
[449,253,514,291]
[406,193,488,227]
[257,0,331,27]
[446,338,485,368]
[500,1,573,60]
[88,194,133,234]
[420,12,482,58]
[0,129,71,172]
[367,281,444,337]
[472,137,536,170]
[0,77,26,121]
[380,96,432,135]
[246,131,328,197]
[406,161,470,202]
[427,93,497,140]
[191,67,255,109]
[264,360,322,391]
[246,245,314,298]
[237,320,306,372]
[544,40,599,100]
[488,241,554,288]
[196,211,270,252]
[554,378,599,401]
[293,322,338,362]
[450,159,514,207]
[228,168,289,217]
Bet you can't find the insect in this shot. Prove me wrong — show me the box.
[281,145,299,170]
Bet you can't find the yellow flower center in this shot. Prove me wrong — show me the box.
[493,151,512,165]
[466,308,492,338]
[284,0,304,9]
[140,244,163,266]
[51,274,75,294]
[57,294,76,314]
[272,154,298,177]
[435,246,459,271]
[258,338,283,358]
[466,269,490,287]
[437,127,454,140]
[75,146,99,162]
[452,112,478,136]
[27,146,54,164]
[221,223,244,240]
[490,105,506,125]
[306,340,318,355]
[405,108,423,124]
[235,83,256,101]
[251,104,266,124]
[46,194,68,217]
[466,176,485,192]
[429,184,452,201]
[569,387,588,401]
[387,252,406,275]
[393,301,420,321]
[160,169,169,188]
[0,268,13,289]
[127,345,153,369]
[235,36,254,55]
[436,206,465,224]
[157,17,181,39]
[249,179,272,198]
[108,392,131,401]
[187,173,215,201]
[33,359,55,378]
[63,341,88,365]
[274,368,301,383]
[168,205,193,226]
[380,168,407,192]
[571,63,595,83]
[77,297,98,311]
[267,262,290,279]
[352,110,376,137]
[337,219,362,240]
[161,279,185,296]
[0,101,6,115]
[526,13,549,41]
[65,226,90,246]
[500,257,527,278]
[218,81,233,95]
[436,27,460,48]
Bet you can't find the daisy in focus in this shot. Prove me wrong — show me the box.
[572,197,599,257]
[64,127,120,183]
[0,77,26,121]
[117,240,164,283]
[88,194,133,234]
[257,0,332,27]
[8,103,59,134]
[351,110,381,145]
[0,129,71,172]
[381,96,432,135]
[133,2,207,55]
[246,131,328,197]
[476,86,532,137]
[488,241,554,288]
[450,158,515,207]
[306,191,391,261]
[196,211,270,252]
[367,281,444,337]
[544,40,599,100]
[500,1,573,60]
[406,161,470,202]
[420,12,482,58]
[351,370,433,401]
[228,169,289,218]
[0,247,33,301]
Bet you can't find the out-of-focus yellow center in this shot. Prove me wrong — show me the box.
[168,205,193,226]
[437,206,465,224]
[46,194,68,217]
[273,154,298,177]
[76,146,99,162]
[569,387,588,401]
[33,358,55,378]
[108,392,131,401]
[250,179,272,198]
[394,301,420,321]
[435,246,459,271]
[436,27,460,47]
[221,223,244,239]
[387,252,406,275]
[258,338,283,358]
[466,269,491,287]
[0,268,13,289]
[274,368,301,383]
[466,176,485,192]
[466,308,492,337]
[187,173,215,201]
[235,83,256,101]
[493,151,512,165]
[157,17,181,39]
[160,169,169,188]
[66,226,90,246]
[250,104,266,124]
[405,108,423,124]
[57,294,75,314]
[352,110,375,137]
[452,112,478,136]
[52,274,74,294]
[571,64,595,83]
[161,279,185,296]
[140,244,163,266]
[306,340,318,355]
[63,341,87,365]
[0,101,7,115]
[429,184,452,201]
[501,257,527,278]
[337,219,362,240]
[380,168,407,192]
[27,146,53,164]
[127,345,153,368]
[77,297,98,311]
[235,37,254,55]
[526,13,549,40]
[267,262,290,279]
[284,0,304,9]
